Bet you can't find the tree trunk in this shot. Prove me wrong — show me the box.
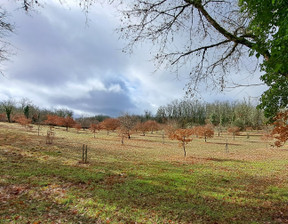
[183,142,186,157]
[121,134,124,144]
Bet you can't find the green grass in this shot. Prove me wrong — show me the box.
[0,123,288,223]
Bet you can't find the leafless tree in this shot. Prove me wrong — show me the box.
[116,0,268,95]
[0,7,14,73]
[118,113,138,140]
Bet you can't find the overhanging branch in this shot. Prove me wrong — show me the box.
[171,39,230,65]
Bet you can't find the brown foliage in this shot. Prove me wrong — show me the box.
[101,118,120,133]
[193,125,214,142]
[168,128,194,157]
[227,126,240,139]
[61,116,76,131]
[44,115,76,131]
[271,111,288,147]
[0,113,6,122]
[134,122,149,135]
[134,120,160,135]
[44,115,61,126]
[14,114,32,128]
[90,122,101,138]
[144,120,160,133]
[74,123,82,133]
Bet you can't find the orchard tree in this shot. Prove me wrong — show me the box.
[271,110,288,147]
[118,114,138,139]
[169,129,194,157]
[14,114,31,128]
[195,124,214,142]
[118,114,138,144]
[161,121,179,144]
[61,116,76,131]
[227,126,241,140]
[144,120,160,134]
[134,122,149,136]
[90,122,101,138]
[44,114,76,130]
[74,123,82,133]
[44,115,60,127]
[101,118,120,135]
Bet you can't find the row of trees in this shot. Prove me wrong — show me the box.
[156,99,266,130]
[0,99,113,126]
[2,97,288,147]
[9,109,240,151]
[0,99,74,124]
[0,98,270,132]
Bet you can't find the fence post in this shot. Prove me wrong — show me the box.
[225,138,229,153]
[82,144,85,162]
[81,144,88,163]
[85,144,88,163]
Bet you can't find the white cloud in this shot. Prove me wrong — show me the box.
[0,1,268,117]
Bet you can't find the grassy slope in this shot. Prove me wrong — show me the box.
[0,122,288,223]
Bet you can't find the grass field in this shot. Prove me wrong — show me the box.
[0,122,288,224]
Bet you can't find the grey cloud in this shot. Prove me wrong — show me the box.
[9,3,127,86]
[49,88,136,117]
[1,2,265,118]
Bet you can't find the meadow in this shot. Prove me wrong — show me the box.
[0,122,288,223]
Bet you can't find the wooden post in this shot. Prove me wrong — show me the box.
[121,133,124,145]
[85,145,88,163]
[225,138,229,153]
[82,144,88,163]
[82,144,85,162]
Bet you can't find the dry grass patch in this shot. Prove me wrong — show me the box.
[0,123,288,223]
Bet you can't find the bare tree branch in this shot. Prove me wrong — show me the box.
[171,39,230,65]
[115,0,270,96]
[226,82,265,89]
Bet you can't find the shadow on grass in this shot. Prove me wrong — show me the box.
[205,141,242,146]
[187,156,246,163]
[1,146,287,224]
[0,152,105,223]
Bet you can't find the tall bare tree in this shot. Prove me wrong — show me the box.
[0,7,14,73]
[116,0,287,119]
[117,1,260,90]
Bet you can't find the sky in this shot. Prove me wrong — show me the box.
[0,1,267,117]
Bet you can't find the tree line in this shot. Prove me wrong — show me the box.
[0,97,266,130]
[155,99,266,130]
[2,97,288,148]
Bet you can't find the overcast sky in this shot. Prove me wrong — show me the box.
[0,1,267,117]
